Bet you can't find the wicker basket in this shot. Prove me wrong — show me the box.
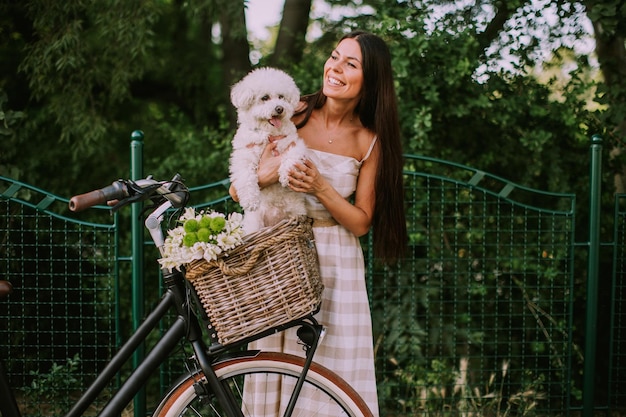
[185,216,323,346]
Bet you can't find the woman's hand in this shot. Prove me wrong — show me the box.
[288,159,326,195]
[256,141,281,188]
[228,184,239,202]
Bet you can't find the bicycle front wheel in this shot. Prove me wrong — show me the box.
[152,351,374,417]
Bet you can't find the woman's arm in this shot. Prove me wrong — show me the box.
[288,143,379,237]
[256,142,281,188]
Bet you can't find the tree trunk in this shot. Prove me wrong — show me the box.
[585,0,626,193]
[219,0,252,124]
[270,0,312,67]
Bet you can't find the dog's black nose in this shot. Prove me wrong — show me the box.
[275,106,284,114]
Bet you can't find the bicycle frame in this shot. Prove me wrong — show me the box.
[65,269,195,417]
[69,267,322,417]
[1,188,324,417]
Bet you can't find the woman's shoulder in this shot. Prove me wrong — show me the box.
[358,131,379,163]
[351,118,377,157]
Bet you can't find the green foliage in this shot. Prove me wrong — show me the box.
[139,101,233,187]
[315,0,600,197]
[371,156,584,412]
[2,0,619,198]
[0,89,25,136]
[19,1,160,147]
[0,89,26,179]
[0,0,235,196]
[585,0,626,37]
[23,354,81,416]
[394,358,548,416]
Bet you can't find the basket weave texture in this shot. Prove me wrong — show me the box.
[185,216,323,346]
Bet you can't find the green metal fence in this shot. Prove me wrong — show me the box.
[610,193,626,409]
[0,179,118,416]
[0,134,624,417]
[371,155,577,416]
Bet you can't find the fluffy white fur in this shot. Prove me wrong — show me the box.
[229,67,308,234]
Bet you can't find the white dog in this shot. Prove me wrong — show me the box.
[229,67,308,234]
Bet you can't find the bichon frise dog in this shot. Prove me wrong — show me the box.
[229,67,308,234]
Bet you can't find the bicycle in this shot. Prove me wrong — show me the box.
[0,174,374,417]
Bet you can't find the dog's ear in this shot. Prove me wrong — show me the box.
[281,75,301,107]
[230,79,255,110]
[287,87,301,107]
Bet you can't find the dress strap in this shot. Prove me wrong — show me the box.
[361,136,378,162]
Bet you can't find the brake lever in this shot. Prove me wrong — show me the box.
[108,175,189,213]
[109,193,142,212]
[109,181,164,212]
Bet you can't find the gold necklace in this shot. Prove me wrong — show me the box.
[325,122,338,144]
[326,116,354,144]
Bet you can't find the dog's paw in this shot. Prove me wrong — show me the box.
[277,165,293,188]
[240,196,260,211]
[278,172,290,188]
[236,186,260,211]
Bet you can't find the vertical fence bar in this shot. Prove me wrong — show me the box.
[608,193,622,410]
[583,134,603,417]
[130,130,146,417]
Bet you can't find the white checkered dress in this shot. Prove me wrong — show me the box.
[244,144,380,417]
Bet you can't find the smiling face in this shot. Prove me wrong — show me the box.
[322,38,364,102]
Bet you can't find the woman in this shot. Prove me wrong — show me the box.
[232,30,407,416]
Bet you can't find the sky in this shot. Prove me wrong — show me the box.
[245,0,286,40]
[244,0,345,42]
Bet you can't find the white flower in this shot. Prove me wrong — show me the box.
[158,209,244,272]
[202,244,222,262]
[217,233,239,249]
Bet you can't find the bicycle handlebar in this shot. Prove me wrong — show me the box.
[69,181,128,212]
[69,174,188,212]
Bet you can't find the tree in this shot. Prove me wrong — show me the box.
[270,0,313,67]
[1,0,624,191]
[584,0,626,192]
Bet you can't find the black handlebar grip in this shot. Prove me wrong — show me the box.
[69,182,127,212]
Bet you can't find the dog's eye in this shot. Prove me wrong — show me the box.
[278,95,284,99]
[261,95,270,101]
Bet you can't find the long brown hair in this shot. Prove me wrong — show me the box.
[297,31,407,263]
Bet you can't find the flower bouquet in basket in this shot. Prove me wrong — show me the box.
[158,207,245,272]
[159,213,323,346]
